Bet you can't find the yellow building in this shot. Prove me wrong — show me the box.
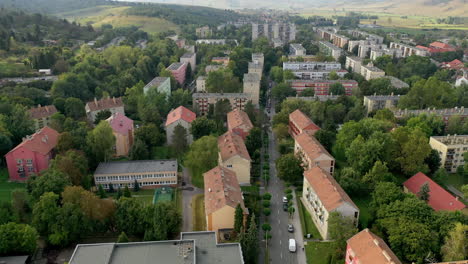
[204,166,247,234]
[429,135,468,173]
[218,131,251,185]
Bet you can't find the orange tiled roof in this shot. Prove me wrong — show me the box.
[8,126,59,155]
[227,109,253,132]
[296,132,333,161]
[29,105,57,119]
[218,131,251,161]
[347,229,402,264]
[304,166,357,211]
[86,97,124,112]
[289,109,320,132]
[165,106,196,127]
[204,166,247,215]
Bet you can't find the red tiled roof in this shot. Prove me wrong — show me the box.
[295,132,333,162]
[304,167,357,211]
[430,41,452,49]
[106,112,134,136]
[204,166,247,215]
[29,105,58,119]
[347,229,402,264]
[403,172,465,211]
[289,109,321,132]
[165,106,196,127]
[8,126,59,155]
[86,97,124,112]
[227,109,253,132]
[416,45,432,52]
[442,59,464,69]
[218,131,251,161]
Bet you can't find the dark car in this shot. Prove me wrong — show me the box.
[283,203,288,211]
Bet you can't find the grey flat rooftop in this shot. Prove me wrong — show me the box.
[318,41,341,50]
[252,53,264,58]
[197,76,206,80]
[193,93,250,99]
[248,62,262,69]
[346,56,362,62]
[291,43,305,49]
[283,62,341,65]
[0,256,29,264]
[168,62,185,70]
[364,95,401,100]
[144,77,169,89]
[181,232,243,264]
[181,52,195,58]
[244,73,261,82]
[362,65,384,72]
[94,160,177,175]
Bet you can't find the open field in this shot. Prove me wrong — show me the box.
[58,6,180,34]
[0,168,26,203]
[353,196,372,229]
[296,192,321,239]
[306,241,340,264]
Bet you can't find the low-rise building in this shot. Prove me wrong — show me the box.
[403,172,465,211]
[212,57,230,66]
[363,94,400,113]
[196,76,207,92]
[289,109,320,138]
[302,166,359,239]
[389,42,428,57]
[85,97,125,123]
[29,105,58,131]
[204,166,248,234]
[283,62,341,71]
[196,26,212,38]
[393,107,468,125]
[360,63,385,81]
[218,131,251,185]
[288,79,357,95]
[94,159,178,190]
[196,39,226,45]
[167,62,187,85]
[441,59,465,70]
[345,56,362,73]
[165,106,196,145]
[370,47,403,60]
[318,41,342,60]
[5,126,59,181]
[295,132,334,174]
[252,53,264,65]
[290,43,306,56]
[69,231,244,264]
[227,109,253,140]
[243,73,261,105]
[143,76,171,96]
[193,93,250,116]
[383,76,409,89]
[205,64,225,73]
[430,135,468,173]
[346,229,402,264]
[291,69,347,80]
[456,73,468,87]
[180,52,196,71]
[106,113,134,157]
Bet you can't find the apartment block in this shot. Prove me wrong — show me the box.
[295,132,335,174]
[85,97,125,123]
[290,43,306,56]
[165,106,196,145]
[252,22,296,43]
[106,113,134,157]
[288,79,357,95]
[227,108,253,140]
[316,28,349,48]
[252,53,264,65]
[290,69,347,80]
[348,30,384,44]
[180,52,196,71]
[196,39,226,45]
[283,61,341,71]
[196,26,212,38]
[345,56,362,73]
[318,41,342,60]
[143,77,171,96]
[389,42,428,57]
[370,48,403,61]
[384,76,409,89]
[360,63,385,81]
[167,62,187,85]
[243,73,261,105]
[346,229,402,264]
[196,76,206,92]
[248,62,263,79]
[193,93,250,116]
[94,160,178,190]
[302,167,359,240]
[288,109,321,138]
[218,131,251,185]
[430,135,468,173]
[393,107,468,125]
[363,94,400,113]
[205,65,225,73]
[358,44,386,58]
[28,105,58,131]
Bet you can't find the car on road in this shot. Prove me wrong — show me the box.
[289,239,296,252]
[282,196,288,203]
[283,203,288,211]
[287,224,294,233]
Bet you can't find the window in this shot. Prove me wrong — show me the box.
[26,159,33,164]
[16,159,23,165]
[227,165,233,168]
[28,167,34,172]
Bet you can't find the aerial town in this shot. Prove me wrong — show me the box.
[0,0,466,264]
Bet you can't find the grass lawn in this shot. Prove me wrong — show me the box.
[108,189,155,205]
[352,196,372,229]
[446,173,467,190]
[192,194,206,231]
[0,61,33,78]
[306,241,340,264]
[0,168,26,203]
[296,192,321,239]
[174,188,182,215]
[190,167,204,189]
[152,146,173,160]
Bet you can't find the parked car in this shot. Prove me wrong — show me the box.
[288,224,294,233]
[289,239,296,253]
[282,196,288,203]
[283,203,289,211]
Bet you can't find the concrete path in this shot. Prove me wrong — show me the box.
[181,166,203,232]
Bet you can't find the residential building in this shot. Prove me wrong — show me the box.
[346,229,402,264]
[212,57,230,66]
[204,166,248,234]
[288,109,320,138]
[167,62,187,85]
[441,59,465,70]
[287,95,342,102]
[165,106,196,145]
[38,69,52,75]
[295,132,334,174]
[288,55,319,62]
[94,160,178,190]
[430,135,468,173]
[360,63,385,81]
[248,62,263,79]
[290,69,347,80]
[283,62,341,71]
[69,231,244,264]
[416,41,456,54]
[5,126,59,181]
[85,97,125,123]
[196,26,212,38]
[363,94,400,113]
[357,44,386,58]
[143,77,171,96]
[348,30,384,44]
[205,64,225,73]
[218,131,251,185]
[393,107,468,126]
[28,105,58,131]
[243,73,261,105]
[347,40,374,53]
[345,56,362,73]
[193,93,250,116]
[227,108,253,140]
[318,41,342,60]
[290,43,306,56]
[302,166,359,239]
[370,48,403,60]
[389,42,428,57]
[383,76,409,89]
[252,22,296,43]
[456,73,468,87]
[196,76,207,92]
[196,39,226,45]
[316,28,349,48]
[106,113,134,157]
[252,53,264,65]
[288,79,357,95]
[180,52,196,71]
[403,172,465,211]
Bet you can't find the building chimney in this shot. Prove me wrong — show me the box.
[94,98,98,106]
[113,97,116,104]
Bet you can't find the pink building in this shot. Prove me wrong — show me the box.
[5,126,59,181]
[106,113,134,157]
[167,62,187,85]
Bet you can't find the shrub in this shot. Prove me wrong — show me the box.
[263,193,272,200]
[262,200,270,208]
[263,208,271,216]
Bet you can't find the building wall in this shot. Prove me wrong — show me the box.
[345,57,362,73]
[94,170,177,189]
[196,78,206,92]
[291,71,346,80]
[113,129,133,157]
[243,81,260,105]
[169,64,188,85]
[157,78,172,95]
[87,106,125,123]
[363,97,399,113]
[207,206,236,232]
[429,137,467,173]
[294,140,335,175]
[361,67,385,81]
[5,146,52,181]
[181,54,196,71]
[33,117,53,131]
[166,119,193,145]
[219,155,251,185]
[193,95,249,116]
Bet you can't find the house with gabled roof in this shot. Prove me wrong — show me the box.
[165,106,196,145]
[29,104,58,131]
[227,109,253,140]
[85,97,125,123]
[218,132,251,185]
[346,229,402,264]
[106,113,134,157]
[294,131,335,175]
[289,109,320,138]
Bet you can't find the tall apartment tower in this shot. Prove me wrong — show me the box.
[252,22,296,43]
[243,73,261,106]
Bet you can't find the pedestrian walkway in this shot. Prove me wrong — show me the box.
[291,191,307,264]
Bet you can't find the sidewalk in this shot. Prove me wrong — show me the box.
[292,191,307,264]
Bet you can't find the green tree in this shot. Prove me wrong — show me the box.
[94,110,112,125]
[241,213,258,264]
[371,182,406,209]
[117,232,129,243]
[418,182,430,202]
[50,150,88,186]
[245,127,262,155]
[98,185,107,198]
[398,77,456,109]
[64,97,85,119]
[133,179,140,192]
[234,204,244,234]
[134,123,164,148]
[171,124,188,157]
[441,222,468,261]
[425,149,441,175]
[462,184,468,199]
[115,198,145,236]
[272,83,295,102]
[206,69,242,93]
[86,121,115,163]
[2,103,34,144]
[314,129,335,152]
[191,116,217,140]
[329,83,345,95]
[363,161,395,188]
[28,169,72,200]
[276,153,303,184]
[130,139,149,160]
[185,136,218,188]
[328,212,358,255]
[145,202,182,241]
[123,185,131,198]
[270,66,284,83]
[329,71,340,80]
[0,222,38,255]
[392,127,431,175]
[301,87,315,97]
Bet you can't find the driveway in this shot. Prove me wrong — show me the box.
[181,166,203,232]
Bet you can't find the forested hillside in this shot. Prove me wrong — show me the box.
[0,0,109,14]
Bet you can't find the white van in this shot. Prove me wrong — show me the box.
[288,239,296,252]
